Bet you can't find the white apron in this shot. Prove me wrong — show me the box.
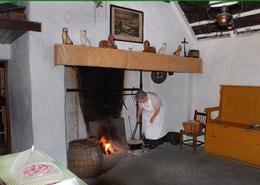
[141,94,167,140]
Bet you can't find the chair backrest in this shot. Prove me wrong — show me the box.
[220,85,260,125]
[194,110,207,125]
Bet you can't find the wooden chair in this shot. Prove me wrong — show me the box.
[180,110,207,153]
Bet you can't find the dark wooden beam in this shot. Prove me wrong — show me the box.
[178,2,208,24]
[0,16,41,32]
[235,13,260,29]
[179,2,260,24]
[197,33,231,40]
[192,13,260,35]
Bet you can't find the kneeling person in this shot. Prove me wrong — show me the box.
[135,90,168,149]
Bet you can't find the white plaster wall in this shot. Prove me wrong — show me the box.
[121,2,197,139]
[0,44,11,60]
[65,67,86,144]
[192,33,260,113]
[10,34,34,152]
[26,2,196,164]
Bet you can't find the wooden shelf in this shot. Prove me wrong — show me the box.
[54,44,202,73]
[0,16,41,44]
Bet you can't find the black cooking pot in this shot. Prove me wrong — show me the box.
[127,139,143,150]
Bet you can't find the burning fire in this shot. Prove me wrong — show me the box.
[99,136,114,154]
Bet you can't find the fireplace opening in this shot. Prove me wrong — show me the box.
[77,67,128,152]
[66,67,144,177]
[78,67,125,123]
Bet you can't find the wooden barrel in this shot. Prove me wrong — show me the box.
[67,137,103,178]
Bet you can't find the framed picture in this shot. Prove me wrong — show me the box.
[110,5,144,43]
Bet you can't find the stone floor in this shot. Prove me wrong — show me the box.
[83,143,260,185]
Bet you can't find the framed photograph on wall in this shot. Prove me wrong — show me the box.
[110,5,144,43]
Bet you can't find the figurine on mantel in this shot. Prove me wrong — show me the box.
[62,27,73,45]
[158,42,167,54]
[143,40,156,53]
[80,29,91,46]
[99,34,117,49]
[173,45,182,56]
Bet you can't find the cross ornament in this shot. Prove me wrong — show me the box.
[181,38,188,57]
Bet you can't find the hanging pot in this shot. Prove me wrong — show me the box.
[127,119,143,150]
[127,139,143,150]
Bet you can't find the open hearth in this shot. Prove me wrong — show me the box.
[65,66,141,178]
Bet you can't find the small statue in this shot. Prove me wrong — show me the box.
[99,34,117,49]
[62,27,73,45]
[80,29,91,46]
[143,40,156,53]
[173,45,182,56]
[158,42,167,54]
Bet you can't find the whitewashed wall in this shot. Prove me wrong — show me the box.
[61,2,196,141]
[0,44,11,60]
[10,34,34,152]
[119,2,196,139]
[192,33,260,113]
[14,2,260,166]
[8,2,197,165]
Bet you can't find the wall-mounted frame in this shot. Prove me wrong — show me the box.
[110,5,144,43]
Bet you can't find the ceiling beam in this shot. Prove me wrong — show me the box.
[190,9,260,27]
[179,2,260,24]
[0,16,41,32]
[192,13,260,35]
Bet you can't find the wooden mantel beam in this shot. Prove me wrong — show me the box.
[0,16,41,32]
[54,44,202,73]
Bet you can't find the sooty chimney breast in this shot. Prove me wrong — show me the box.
[78,67,125,123]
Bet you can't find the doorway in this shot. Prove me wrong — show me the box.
[0,61,10,155]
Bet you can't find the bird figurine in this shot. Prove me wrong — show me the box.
[62,27,73,45]
[173,45,182,56]
[80,29,91,46]
[158,42,167,54]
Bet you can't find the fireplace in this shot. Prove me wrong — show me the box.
[65,66,133,152]
[65,66,137,177]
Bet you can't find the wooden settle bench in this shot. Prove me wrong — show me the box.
[204,85,260,167]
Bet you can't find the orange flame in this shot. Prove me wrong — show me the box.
[99,136,114,154]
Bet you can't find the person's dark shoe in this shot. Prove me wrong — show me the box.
[148,145,157,149]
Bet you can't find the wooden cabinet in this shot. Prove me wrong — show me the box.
[205,85,260,167]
